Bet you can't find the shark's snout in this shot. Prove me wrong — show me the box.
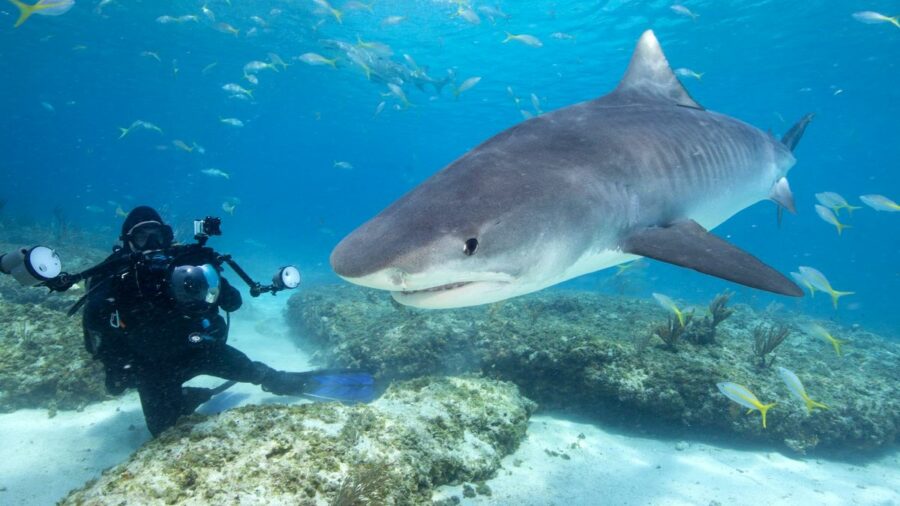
[330,233,373,280]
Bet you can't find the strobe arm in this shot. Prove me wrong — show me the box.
[217,254,301,297]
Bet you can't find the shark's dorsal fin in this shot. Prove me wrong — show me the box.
[606,30,703,110]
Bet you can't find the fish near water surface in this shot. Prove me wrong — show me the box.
[331,30,812,309]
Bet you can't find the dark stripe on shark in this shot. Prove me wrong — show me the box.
[622,219,803,297]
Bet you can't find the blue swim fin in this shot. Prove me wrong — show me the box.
[299,369,376,403]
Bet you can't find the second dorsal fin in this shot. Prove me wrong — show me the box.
[606,30,703,110]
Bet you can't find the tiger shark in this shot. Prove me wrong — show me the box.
[331,30,811,309]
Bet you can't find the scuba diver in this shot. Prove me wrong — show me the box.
[0,206,374,437]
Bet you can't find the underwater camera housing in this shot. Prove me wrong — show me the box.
[9,216,301,317]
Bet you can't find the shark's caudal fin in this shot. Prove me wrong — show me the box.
[603,30,704,110]
[781,113,815,152]
[622,220,803,296]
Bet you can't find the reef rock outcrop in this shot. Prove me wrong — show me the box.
[62,376,535,505]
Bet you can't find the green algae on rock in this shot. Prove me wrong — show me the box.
[285,285,899,457]
[0,300,108,413]
[61,376,535,505]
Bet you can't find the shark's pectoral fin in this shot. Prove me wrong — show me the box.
[621,220,803,296]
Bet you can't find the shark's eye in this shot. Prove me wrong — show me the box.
[463,238,478,256]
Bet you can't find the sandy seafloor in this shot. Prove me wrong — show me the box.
[1,295,898,506]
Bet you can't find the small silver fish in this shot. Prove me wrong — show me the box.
[381,15,405,26]
[671,4,699,20]
[220,118,244,127]
[201,168,230,179]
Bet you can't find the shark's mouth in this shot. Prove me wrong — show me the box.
[398,281,474,294]
[391,279,517,309]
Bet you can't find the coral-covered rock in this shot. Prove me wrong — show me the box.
[0,300,107,413]
[285,285,900,457]
[61,376,535,505]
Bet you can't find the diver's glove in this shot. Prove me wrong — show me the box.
[181,381,237,414]
[261,369,376,403]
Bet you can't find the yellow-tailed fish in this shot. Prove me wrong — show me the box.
[815,192,861,215]
[860,194,900,212]
[387,83,411,108]
[802,322,846,357]
[777,367,828,414]
[456,6,481,25]
[7,0,74,28]
[852,11,900,28]
[615,259,643,276]
[216,22,240,36]
[298,52,337,68]
[355,35,393,56]
[789,271,816,297]
[268,53,289,70]
[814,204,850,236]
[652,292,685,327]
[674,67,704,80]
[115,206,128,218]
[222,83,253,98]
[503,32,543,47]
[313,0,342,23]
[118,120,162,139]
[797,266,853,309]
[716,382,776,428]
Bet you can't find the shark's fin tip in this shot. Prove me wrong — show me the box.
[606,30,704,110]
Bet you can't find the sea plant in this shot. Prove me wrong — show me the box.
[708,291,735,328]
[332,463,392,506]
[684,291,734,345]
[653,313,692,351]
[752,322,791,368]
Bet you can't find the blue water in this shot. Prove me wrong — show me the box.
[1,0,898,333]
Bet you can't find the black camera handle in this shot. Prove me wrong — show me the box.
[45,244,286,318]
[216,254,283,297]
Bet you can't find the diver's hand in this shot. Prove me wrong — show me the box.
[43,272,76,292]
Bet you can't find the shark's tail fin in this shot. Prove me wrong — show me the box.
[781,113,815,152]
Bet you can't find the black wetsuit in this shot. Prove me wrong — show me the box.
[82,245,280,436]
